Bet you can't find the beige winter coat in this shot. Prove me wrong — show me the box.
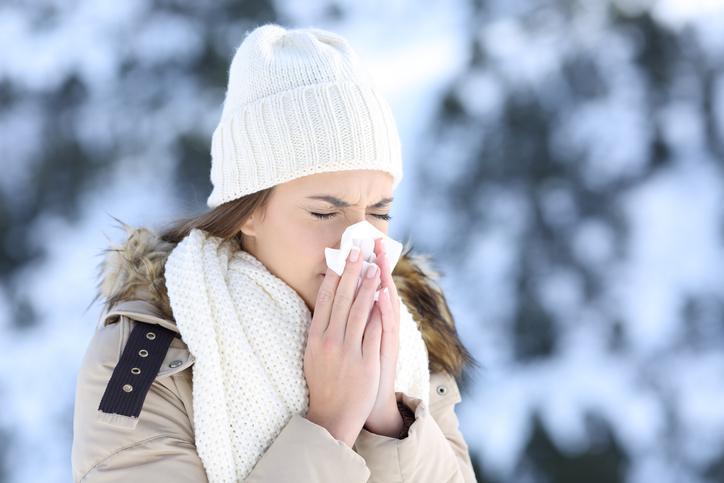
[71,225,479,482]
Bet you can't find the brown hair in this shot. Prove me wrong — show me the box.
[158,187,275,249]
[87,187,276,317]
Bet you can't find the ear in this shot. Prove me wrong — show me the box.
[239,213,257,237]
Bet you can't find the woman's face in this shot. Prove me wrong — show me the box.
[240,169,394,312]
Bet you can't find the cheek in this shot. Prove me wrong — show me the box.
[287,231,329,277]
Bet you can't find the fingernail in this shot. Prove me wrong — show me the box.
[366,264,379,279]
[348,246,360,262]
[382,287,389,298]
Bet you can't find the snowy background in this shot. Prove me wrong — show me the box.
[1,0,724,482]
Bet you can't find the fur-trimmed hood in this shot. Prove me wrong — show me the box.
[91,222,476,378]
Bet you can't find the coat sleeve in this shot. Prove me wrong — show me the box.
[353,371,478,483]
[72,318,371,482]
[244,414,370,482]
[72,318,209,482]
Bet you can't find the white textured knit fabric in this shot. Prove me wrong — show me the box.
[207,23,404,208]
[164,228,430,482]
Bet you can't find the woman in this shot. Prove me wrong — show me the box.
[71,23,478,482]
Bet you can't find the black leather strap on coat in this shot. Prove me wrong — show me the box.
[98,321,177,418]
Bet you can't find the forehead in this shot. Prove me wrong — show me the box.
[277,170,394,199]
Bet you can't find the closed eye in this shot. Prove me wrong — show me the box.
[311,212,392,221]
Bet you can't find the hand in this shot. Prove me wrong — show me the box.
[304,245,384,447]
[363,238,404,437]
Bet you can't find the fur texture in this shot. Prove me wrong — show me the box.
[92,221,477,378]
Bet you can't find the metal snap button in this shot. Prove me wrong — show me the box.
[138,349,149,358]
[436,384,448,396]
[168,360,183,368]
[122,384,133,392]
[131,367,141,375]
[146,331,156,340]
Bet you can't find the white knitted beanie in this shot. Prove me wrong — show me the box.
[206,23,404,208]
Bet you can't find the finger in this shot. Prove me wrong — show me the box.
[374,238,393,286]
[377,287,399,355]
[374,238,400,312]
[362,303,383,360]
[378,288,397,332]
[344,263,381,351]
[309,266,340,338]
[326,245,364,342]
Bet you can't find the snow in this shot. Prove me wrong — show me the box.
[2,0,724,481]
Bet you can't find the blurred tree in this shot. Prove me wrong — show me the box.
[410,1,724,481]
[0,1,280,330]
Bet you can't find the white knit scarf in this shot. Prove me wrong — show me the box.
[164,228,430,482]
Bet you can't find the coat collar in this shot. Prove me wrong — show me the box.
[92,224,476,377]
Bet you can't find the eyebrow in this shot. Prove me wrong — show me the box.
[306,195,394,208]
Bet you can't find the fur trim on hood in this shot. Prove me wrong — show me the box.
[91,221,477,378]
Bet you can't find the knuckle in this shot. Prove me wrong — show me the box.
[346,305,365,324]
[306,327,321,341]
[347,258,362,271]
[320,335,341,353]
[316,287,334,305]
[335,291,353,305]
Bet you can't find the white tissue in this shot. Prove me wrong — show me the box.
[324,220,403,301]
